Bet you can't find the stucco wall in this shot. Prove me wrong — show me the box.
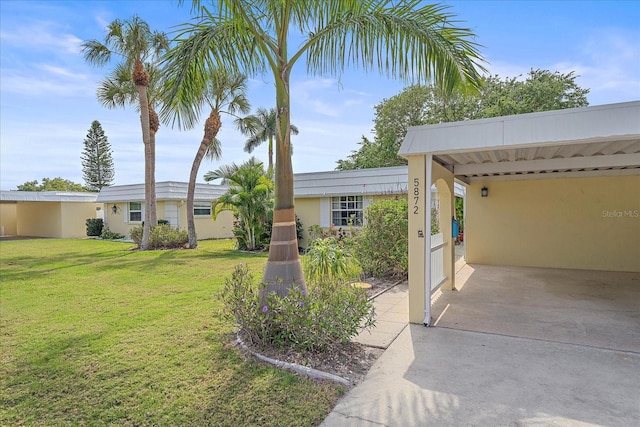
[104,202,137,237]
[17,202,62,238]
[182,208,234,240]
[466,175,640,272]
[103,201,234,240]
[295,198,321,248]
[0,203,17,235]
[61,203,102,238]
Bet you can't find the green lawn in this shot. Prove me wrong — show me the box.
[0,239,343,426]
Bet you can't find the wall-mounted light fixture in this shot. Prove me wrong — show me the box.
[481,187,489,198]
[112,204,118,214]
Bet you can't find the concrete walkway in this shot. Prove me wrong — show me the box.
[354,242,465,349]
[324,325,640,427]
[323,265,640,426]
[355,283,409,349]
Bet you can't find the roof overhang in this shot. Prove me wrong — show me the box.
[96,181,229,202]
[0,191,98,202]
[293,166,409,197]
[399,101,640,183]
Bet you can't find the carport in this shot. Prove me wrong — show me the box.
[398,101,640,325]
[0,191,100,238]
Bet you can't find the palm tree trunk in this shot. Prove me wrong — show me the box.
[187,112,221,249]
[149,106,159,228]
[262,73,306,296]
[267,136,274,174]
[137,84,152,250]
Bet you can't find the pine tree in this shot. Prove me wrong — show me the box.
[81,120,115,191]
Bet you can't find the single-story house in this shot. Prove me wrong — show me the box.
[0,191,101,238]
[96,181,235,240]
[293,166,464,246]
[97,167,465,247]
[398,101,640,325]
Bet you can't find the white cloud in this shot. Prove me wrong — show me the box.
[572,29,640,103]
[0,22,83,55]
[484,28,640,106]
[0,67,98,97]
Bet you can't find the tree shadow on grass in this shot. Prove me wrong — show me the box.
[2,328,341,427]
[0,248,139,283]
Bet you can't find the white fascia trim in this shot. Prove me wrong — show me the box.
[455,153,640,176]
[467,167,640,183]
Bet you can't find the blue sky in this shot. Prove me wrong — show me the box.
[1,0,639,191]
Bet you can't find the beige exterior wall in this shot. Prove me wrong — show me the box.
[407,156,427,324]
[14,202,100,238]
[0,203,17,235]
[182,208,234,240]
[294,195,405,249]
[104,202,139,237]
[466,175,640,273]
[103,201,234,240]
[407,157,457,324]
[16,202,62,237]
[61,203,102,238]
[295,198,321,248]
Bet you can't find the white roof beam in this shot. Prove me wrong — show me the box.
[454,153,640,176]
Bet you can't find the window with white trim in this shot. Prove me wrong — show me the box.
[129,202,142,222]
[194,201,211,217]
[331,196,363,226]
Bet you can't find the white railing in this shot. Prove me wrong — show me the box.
[430,232,447,294]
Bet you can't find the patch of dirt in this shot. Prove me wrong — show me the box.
[243,338,384,386]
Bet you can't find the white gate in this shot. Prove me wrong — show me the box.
[430,232,446,294]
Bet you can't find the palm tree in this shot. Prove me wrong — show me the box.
[242,107,298,173]
[161,68,254,249]
[164,1,485,296]
[204,157,273,251]
[83,16,169,250]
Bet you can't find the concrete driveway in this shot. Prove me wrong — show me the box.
[322,265,640,426]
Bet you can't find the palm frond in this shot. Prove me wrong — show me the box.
[81,40,112,66]
[300,1,486,92]
[204,137,223,161]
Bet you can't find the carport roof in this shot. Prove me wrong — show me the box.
[0,190,98,202]
[399,101,640,183]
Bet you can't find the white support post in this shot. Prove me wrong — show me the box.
[424,155,433,326]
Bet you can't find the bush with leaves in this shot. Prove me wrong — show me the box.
[100,227,125,240]
[86,218,104,237]
[233,212,304,251]
[307,223,351,243]
[130,224,188,249]
[220,264,375,352]
[354,198,408,278]
[303,237,359,284]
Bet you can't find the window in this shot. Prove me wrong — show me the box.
[194,202,211,217]
[129,202,142,222]
[331,196,363,226]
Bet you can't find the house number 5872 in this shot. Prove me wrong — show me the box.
[413,178,419,214]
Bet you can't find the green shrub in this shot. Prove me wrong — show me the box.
[231,216,266,251]
[85,218,104,236]
[130,225,143,246]
[307,223,350,243]
[354,198,408,278]
[220,264,375,352]
[233,212,304,251]
[158,219,170,225]
[303,237,359,284]
[100,227,125,240]
[130,224,188,249]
